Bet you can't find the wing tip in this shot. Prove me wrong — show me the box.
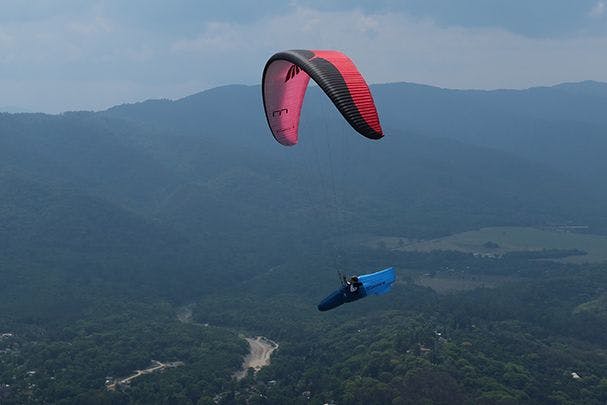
[276,137,298,147]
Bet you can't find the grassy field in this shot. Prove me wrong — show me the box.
[367,226,607,263]
[414,274,516,294]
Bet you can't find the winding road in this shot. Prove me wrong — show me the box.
[176,305,278,381]
[106,360,184,391]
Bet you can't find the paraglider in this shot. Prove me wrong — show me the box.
[261,50,394,311]
[262,49,383,146]
[317,268,396,312]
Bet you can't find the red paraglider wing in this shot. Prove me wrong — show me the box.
[262,49,383,146]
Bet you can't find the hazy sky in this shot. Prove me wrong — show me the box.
[1,0,606,112]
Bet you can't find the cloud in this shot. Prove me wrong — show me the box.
[0,29,15,55]
[1,5,607,112]
[589,1,606,17]
[67,16,112,35]
[171,22,244,53]
[169,7,607,90]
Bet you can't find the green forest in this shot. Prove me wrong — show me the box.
[1,81,607,404]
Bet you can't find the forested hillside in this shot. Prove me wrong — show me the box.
[1,81,606,403]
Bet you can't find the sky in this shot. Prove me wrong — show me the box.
[1,0,606,113]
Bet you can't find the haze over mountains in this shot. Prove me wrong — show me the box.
[7,80,607,230]
[0,106,32,114]
[1,80,605,295]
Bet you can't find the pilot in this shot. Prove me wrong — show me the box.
[346,276,363,294]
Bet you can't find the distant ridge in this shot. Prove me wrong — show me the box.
[102,81,607,112]
[0,105,33,113]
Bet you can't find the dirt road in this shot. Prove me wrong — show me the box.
[106,360,184,391]
[234,336,278,380]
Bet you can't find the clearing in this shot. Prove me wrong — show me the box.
[367,226,607,263]
[234,336,279,381]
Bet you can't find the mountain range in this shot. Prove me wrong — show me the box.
[1,80,606,291]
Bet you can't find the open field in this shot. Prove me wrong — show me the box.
[415,274,516,294]
[367,226,607,263]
